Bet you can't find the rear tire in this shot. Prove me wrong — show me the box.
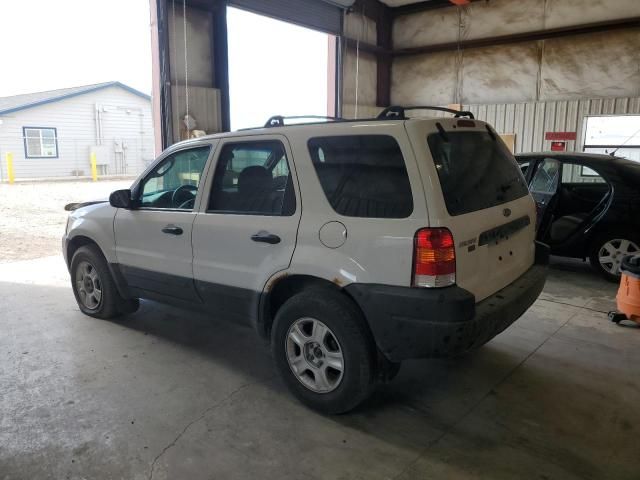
[271,288,377,414]
[70,245,138,319]
[589,233,640,282]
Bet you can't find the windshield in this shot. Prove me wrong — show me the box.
[428,130,529,216]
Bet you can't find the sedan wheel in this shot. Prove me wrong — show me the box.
[286,318,344,393]
[75,260,103,310]
[597,239,639,276]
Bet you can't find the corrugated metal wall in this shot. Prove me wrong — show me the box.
[464,96,640,153]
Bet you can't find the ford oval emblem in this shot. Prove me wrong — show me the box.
[503,208,512,217]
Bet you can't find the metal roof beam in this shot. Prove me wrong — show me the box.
[394,17,640,57]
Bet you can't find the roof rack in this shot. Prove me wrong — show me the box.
[377,106,475,120]
[264,115,344,128]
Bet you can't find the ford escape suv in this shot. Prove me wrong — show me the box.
[63,107,548,413]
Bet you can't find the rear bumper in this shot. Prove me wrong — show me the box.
[346,242,549,362]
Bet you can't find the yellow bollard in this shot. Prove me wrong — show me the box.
[5,152,15,184]
[90,152,98,181]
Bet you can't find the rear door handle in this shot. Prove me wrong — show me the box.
[162,225,183,235]
[251,231,281,244]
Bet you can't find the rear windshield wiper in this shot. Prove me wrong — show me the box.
[485,125,496,141]
[435,122,449,142]
[498,176,521,193]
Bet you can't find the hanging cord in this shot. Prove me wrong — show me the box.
[354,21,360,118]
[171,0,180,133]
[454,6,465,108]
[353,3,365,119]
[182,0,189,126]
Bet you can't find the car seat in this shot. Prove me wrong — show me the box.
[549,213,589,242]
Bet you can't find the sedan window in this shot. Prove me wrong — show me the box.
[530,158,560,194]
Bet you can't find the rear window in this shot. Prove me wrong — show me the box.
[307,135,413,218]
[427,130,529,216]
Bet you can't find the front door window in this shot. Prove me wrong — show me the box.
[139,146,211,210]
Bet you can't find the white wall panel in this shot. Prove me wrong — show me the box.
[391,52,458,106]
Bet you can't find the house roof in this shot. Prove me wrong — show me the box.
[0,81,151,115]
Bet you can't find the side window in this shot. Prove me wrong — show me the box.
[530,158,561,194]
[561,163,606,184]
[307,135,413,218]
[208,140,295,216]
[139,146,211,210]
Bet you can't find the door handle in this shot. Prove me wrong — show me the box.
[251,231,281,244]
[162,225,183,235]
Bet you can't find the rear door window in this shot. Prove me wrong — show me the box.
[427,130,529,216]
[307,135,413,218]
[208,141,295,216]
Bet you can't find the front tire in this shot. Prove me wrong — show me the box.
[70,245,138,319]
[589,233,640,282]
[271,288,377,414]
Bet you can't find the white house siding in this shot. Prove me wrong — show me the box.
[0,86,154,180]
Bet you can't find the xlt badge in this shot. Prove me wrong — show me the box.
[458,237,477,252]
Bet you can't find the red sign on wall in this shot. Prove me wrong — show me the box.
[550,141,566,152]
[545,131,577,141]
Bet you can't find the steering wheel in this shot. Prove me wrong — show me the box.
[171,184,198,208]
[178,198,195,210]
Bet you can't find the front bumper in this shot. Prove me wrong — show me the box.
[346,242,549,362]
[62,235,70,267]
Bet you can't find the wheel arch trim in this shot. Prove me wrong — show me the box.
[257,273,350,339]
[67,235,132,300]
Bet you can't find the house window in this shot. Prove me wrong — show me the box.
[583,115,640,167]
[23,127,58,158]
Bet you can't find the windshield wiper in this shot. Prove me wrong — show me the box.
[498,176,520,193]
[435,122,449,142]
[485,125,496,141]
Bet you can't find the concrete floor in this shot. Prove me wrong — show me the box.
[1,255,639,480]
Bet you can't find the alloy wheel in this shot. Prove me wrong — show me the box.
[285,318,344,393]
[75,261,103,310]
[598,239,639,275]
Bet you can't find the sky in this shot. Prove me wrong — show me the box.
[0,0,153,97]
[584,115,640,145]
[227,7,330,130]
[0,2,330,131]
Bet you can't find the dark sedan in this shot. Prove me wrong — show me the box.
[516,152,640,281]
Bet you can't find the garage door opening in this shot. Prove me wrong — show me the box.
[226,6,335,130]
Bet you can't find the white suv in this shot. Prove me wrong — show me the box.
[63,107,548,413]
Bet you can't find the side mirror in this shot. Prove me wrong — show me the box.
[109,189,133,209]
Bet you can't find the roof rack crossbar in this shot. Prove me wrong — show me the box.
[377,106,475,120]
[264,115,344,128]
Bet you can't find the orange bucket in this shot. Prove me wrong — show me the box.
[616,255,640,325]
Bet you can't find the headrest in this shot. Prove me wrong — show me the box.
[238,166,272,194]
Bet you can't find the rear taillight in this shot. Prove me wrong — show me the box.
[412,228,456,288]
